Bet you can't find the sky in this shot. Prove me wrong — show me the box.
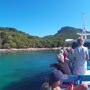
[0,0,90,37]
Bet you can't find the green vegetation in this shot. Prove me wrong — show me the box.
[0,26,89,49]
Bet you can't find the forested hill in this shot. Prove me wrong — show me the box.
[57,26,82,34]
[43,26,83,40]
[0,26,90,49]
[43,26,90,40]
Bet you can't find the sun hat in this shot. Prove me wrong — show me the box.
[49,70,68,82]
[59,49,64,54]
[57,49,64,63]
[57,53,64,63]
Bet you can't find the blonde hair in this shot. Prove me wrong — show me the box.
[77,37,84,45]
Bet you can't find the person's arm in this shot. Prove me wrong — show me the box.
[65,58,69,63]
[85,54,89,60]
[85,48,89,60]
[74,49,77,61]
[64,83,89,90]
[74,57,76,61]
[63,85,73,90]
[50,63,58,67]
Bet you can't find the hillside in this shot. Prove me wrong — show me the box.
[0,27,41,49]
[43,26,83,40]
[0,26,90,49]
[0,27,64,48]
[57,26,82,34]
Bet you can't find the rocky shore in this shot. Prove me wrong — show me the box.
[0,47,62,53]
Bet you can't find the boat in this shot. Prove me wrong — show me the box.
[58,37,90,89]
[61,15,90,89]
[64,13,90,49]
[41,14,90,90]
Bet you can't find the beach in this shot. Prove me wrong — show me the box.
[0,47,62,53]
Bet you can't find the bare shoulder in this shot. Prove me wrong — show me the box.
[63,87,72,90]
[52,86,61,90]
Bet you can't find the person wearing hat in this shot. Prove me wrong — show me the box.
[50,49,72,75]
[41,70,89,90]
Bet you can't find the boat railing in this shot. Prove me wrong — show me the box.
[78,74,90,85]
[60,75,90,88]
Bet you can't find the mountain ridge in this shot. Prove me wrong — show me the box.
[43,26,90,40]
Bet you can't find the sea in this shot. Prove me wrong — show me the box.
[0,50,59,90]
[0,50,90,90]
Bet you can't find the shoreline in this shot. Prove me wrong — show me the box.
[0,47,62,53]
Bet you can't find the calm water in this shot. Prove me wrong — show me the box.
[0,50,59,90]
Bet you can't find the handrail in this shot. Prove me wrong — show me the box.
[62,74,90,85]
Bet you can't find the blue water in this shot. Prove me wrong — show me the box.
[0,50,59,90]
[0,50,90,90]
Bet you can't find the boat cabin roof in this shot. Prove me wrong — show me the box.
[64,39,90,49]
[64,39,90,43]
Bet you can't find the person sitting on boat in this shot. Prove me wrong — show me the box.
[50,49,72,75]
[73,37,89,75]
[40,70,89,90]
[57,49,64,63]
[66,46,71,54]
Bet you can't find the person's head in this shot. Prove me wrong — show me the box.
[49,70,68,86]
[57,50,64,63]
[70,49,74,54]
[77,37,84,45]
[66,47,70,52]
[63,51,68,58]
[59,49,64,54]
